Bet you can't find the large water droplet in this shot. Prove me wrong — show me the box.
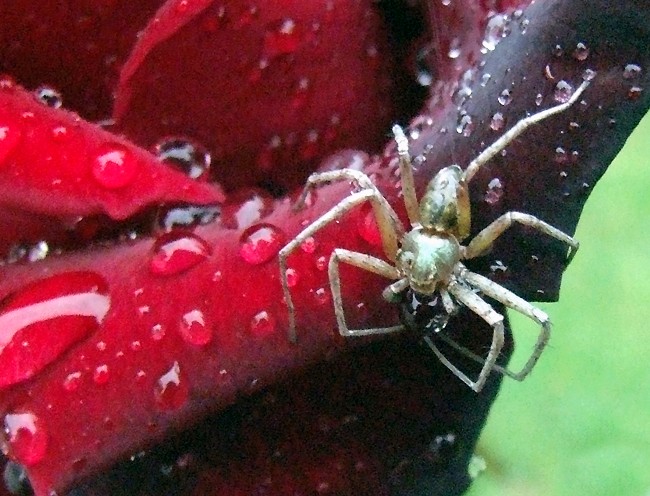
[155,138,211,181]
[249,310,276,337]
[0,123,22,165]
[0,272,110,389]
[150,231,211,276]
[34,86,62,109]
[3,412,48,466]
[179,309,212,346]
[628,86,643,100]
[553,80,574,103]
[239,223,285,265]
[156,203,220,231]
[91,144,137,189]
[154,361,188,410]
[263,18,302,58]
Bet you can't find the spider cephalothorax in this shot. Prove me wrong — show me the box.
[279,79,589,392]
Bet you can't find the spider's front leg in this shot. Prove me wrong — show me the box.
[279,169,405,343]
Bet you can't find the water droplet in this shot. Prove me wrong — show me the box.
[150,231,210,276]
[552,44,564,57]
[93,364,109,385]
[447,38,461,59]
[3,412,48,466]
[490,112,505,131]
[285,268,299,288]
[573,42,589,61]
[290,77,310,109]
[482,14,511,52]
[314,287,330,305]
[34,86,62,109]
[151,324,165,341]
[535,93,543,106]
[156,203,220,231]
[456,114,474,136]
[497,89,512,106]
[154,361,188,410]
[263,18,302,58]
[91,143,137,189]
[250,310,276,337]
[239,223,285,265]
[554,147,568,164]
[179,309,212,346]
[316,256,328,271]
[63,371,82,392]
[480,73,491,87]
[628,86,643,100]
[0,123,22,165]
[553,80,574,103]
[623,63,642,80]
[582,68,596,81]
[300,236,317,254]
[484,178,503,205]
[0,272,110,388]
[155,137,211,181]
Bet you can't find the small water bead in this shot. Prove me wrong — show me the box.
[535,93,543,106]
[316,256,327,271]
[456,114,474,137]
[628,86,643,100]
[151,324,165,341]
[91,143,137,189]
[497,89,512,106]
[553,80,574,103]
[552,44,564,57]
[179,309,212,346]
[314,287,330,305]
[285,268,299,288]
[623,63,642,79]
[484,178,503,205]
[0,123,22,165]
[300,236,317,254]
[263,18,302,59]
[0,271,110,388]
[34,86,63,109]
[157,203,220,232]
[573,42,589,61]
[249,310,276,337]
[63,371,82,392]
[154,361,189,410]
[155,138,211,181]
[239,223,285,265]
[480,73,491,87]
[93,364,109,385]
[150,231,211,276]
[490,112,505,131]
[3,412,48,466]
[554,147,568,164]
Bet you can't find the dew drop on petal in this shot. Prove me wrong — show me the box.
[0,123,22,166]
[0,272,110,388]
[484,178,504,205]
[554,147,568,164]
[239,223,285,265]
[150,231,211,276]
[91,144,137,189]
[93,364,109,385]
[63,371,82,392]
[34,86,63,109]
[179,309,212,346]
[497,89,512,106]
[300,236,317,254]
[250,310,276,337]
[456,114,474,136]
[154,361,188,410]
[285,268,299,288]
[263,18,302,58]
[623,63,642,80]
[490,112,505,131]
[3,412,48,466]
[573,42,589,61]
[553,80,574,103]
[151,324,165,341]
[155,137,211,181]
[314,287,330,305]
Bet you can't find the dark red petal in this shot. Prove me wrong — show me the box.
[0,0,165,120]
[0,83,223,222]
[113,0,422,192]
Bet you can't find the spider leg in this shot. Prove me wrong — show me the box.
[463,80,590,183]
[446,266,550,380]
[293,168,405,261]
[424,279,505,393]
[392,125,420,227]
[464,211,579,263]
[280,186,404,343]
[328,248,405,337]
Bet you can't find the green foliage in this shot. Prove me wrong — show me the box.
[467,112,650,496]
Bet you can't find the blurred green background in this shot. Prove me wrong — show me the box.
[466,111,650,496]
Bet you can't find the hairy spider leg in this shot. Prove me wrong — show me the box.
[328,248,405,336]
[463,80,591,183]
[424,278,505,392]
[279,170,405,343]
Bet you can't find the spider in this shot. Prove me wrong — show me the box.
[279,80,589,392]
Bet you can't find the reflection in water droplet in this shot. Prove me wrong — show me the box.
[573,42,589,61]
[0,272,110,388]
[300,236,317,254]
[34,86,63,109]
[250,310,276,337]
[155,137,211,181]
[582,68,596,81]
[535,93,543,106]
[27,241,49,262]
[484,178,503,205]
[150,231,210,276]
[314,287,330,305]
[179,309,212,346]
[623,63,642,80]
[154,361,189,410]
[553,80,574,103]
[221,189,274,230]
[91,144,137,189]
[151,324,165,341]
[480,73,491,87]
[3,412,48,466]
[555,147,568,164]
[239,223,285,265]
[316,256,328,271]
